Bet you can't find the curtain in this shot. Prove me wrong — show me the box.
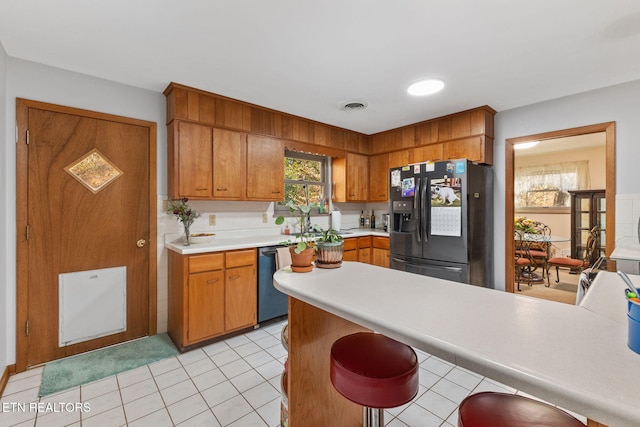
[515,160,590,208]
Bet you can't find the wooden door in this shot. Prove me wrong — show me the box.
[16,99,156,370]
[178,122,213,198]
[225,265,257,331]
[347,153,368,201]
[246,135,284,200]
[213,128,246,199]
[188,270,225,343]
[368,153,389,202]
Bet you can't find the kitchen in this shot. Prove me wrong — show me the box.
[3,2,640,426]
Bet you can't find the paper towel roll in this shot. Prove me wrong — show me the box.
[331,211,342,231]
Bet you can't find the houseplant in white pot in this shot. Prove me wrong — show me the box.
[275,201,315,272]
[315,227,344,268]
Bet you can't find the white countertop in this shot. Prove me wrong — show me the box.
[164,229,389,254]
[274,263,640,427]
[611,246,640,261]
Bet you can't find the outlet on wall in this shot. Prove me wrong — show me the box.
[262,213,268,224]
[209,214,216,226]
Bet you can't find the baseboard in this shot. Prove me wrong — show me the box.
[0,364,15,397]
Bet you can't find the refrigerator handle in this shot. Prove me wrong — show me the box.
[420,176,428,242]
[415,178,422,243]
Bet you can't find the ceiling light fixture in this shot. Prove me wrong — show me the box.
[513,141,539,150]
[407,79,445,96]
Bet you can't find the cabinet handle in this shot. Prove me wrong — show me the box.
[229,274,240,280]
[196,187,208,191]
[271,191,281,194]
[206,278,219,284]
[216,187,227,191]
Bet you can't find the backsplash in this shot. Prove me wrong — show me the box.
[616,193,640,250]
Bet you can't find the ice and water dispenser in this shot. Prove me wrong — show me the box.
[392,200,415,233]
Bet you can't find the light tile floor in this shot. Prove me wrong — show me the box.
[1,319,587,426]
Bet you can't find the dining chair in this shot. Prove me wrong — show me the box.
[514,231,535,291]
[546,225,599,286]
[528,221,551,279]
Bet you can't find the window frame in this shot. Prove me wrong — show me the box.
[275,150,330,215]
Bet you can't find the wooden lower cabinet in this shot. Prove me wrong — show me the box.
[358,236,372,264]
[168,248,257,351]
[343,236,390,266]
[372,236,390,268]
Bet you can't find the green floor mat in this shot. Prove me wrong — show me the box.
[39,333,178,396]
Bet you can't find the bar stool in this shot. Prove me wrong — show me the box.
[330,332,419,427]
[458,392,586,426]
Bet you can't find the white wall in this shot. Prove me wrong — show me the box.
[0,42,9,374]
[493,79,640,291]
[3,58,167,365]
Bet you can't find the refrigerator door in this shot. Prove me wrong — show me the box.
[389,164,423,258]
[390,255,468,284]
[422,160,469,264]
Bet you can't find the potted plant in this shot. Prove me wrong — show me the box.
[315,227,344,269]
[276,201,315,272]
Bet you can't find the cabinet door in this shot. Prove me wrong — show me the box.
[225,265,257,331]
[412,144,443,163]
[442,136,490,163]
[246,135,284,200]
[388,150,412,169]
[178,122,213,198]
[348,153,369,201]
[213,129,246,199]
[369,153,389,201]
[343,238,358,261]
[358,247,371,264]
[187,270,224,343]
[372,248,390,267]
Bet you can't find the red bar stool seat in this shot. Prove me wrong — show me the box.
[330,332,419,427]
[458,392,586,427]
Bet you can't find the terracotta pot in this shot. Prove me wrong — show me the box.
[289,246,315,273]
[315,241,344,269]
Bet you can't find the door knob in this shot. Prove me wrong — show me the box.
[137,239,146,248]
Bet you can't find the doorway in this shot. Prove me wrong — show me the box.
[16,99,157,372]
[505,122,616,295]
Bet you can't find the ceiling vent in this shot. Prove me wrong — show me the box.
[341,101,368,111]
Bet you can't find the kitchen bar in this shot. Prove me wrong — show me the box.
[274,263,640,427]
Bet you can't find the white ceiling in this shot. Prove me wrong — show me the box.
[1,1,640,135]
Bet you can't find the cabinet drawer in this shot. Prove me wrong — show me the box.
[189,253,224,273]
[226,249,257,268]
[372,236,389,250]
[358,236,372,248]
[343,238,358,251]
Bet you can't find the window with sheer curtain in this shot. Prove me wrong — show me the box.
[515,160,590,209]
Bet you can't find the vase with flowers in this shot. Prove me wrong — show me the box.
[168,198,200,246]
[514,216,539,240]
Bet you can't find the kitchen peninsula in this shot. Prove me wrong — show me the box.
[274,263,640,427]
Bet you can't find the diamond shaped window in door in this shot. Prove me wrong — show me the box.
[64,149,123,194]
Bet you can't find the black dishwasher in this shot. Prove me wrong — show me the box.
[257,246,288,323]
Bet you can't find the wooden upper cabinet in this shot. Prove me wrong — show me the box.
[333,153,369,202]
[412,143,444,163]
[177,122,213,198]
[213,129,246,199]
[369,153,389,202]
[443,136,493,164]
[246,135,284,200]
[388,149,412,168]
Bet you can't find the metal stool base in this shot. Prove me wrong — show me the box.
[363,407,383,427]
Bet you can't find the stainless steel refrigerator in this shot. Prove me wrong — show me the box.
[389,159,493,287]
